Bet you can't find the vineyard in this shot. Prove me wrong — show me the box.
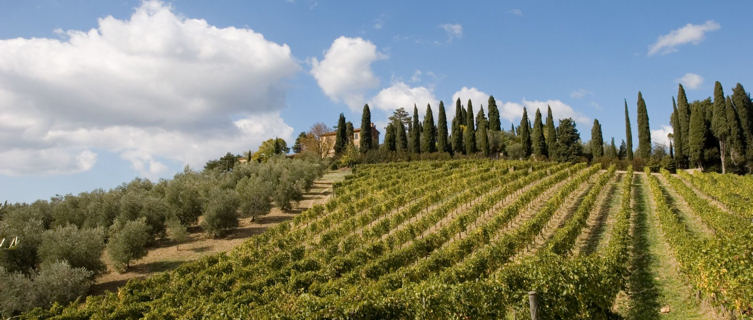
[25,159,753,319]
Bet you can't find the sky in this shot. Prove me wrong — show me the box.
[0,0,751,203]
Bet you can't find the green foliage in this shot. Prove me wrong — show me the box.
[334,113,347,155]
[165,216,188,249]
[410,105,421,153]
[555,118,582,162]
[519,107,531,157]
[590,119,603,158]
[421,104,437,153]
[671,99,686,168]
[689,100,708,168]
[636,91,651,159]
[293,131,306,153]
[488,95,501,131]
[165,168,204,225]
[253,138,289,162]
[625,100,634,160]
[451,98,464,154]
[382,122,396,151]
[545,105,557,159]
[360,104,373,152]
[107,218,152,272]
[235,175,272,219]
[436,101,449,153]
[477,121,489,156]
[732,83,753,168]
[531,108,546,158]
[204,152,238,172]
[38,225,105,274]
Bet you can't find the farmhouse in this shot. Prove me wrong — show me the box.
[320,123,380,157]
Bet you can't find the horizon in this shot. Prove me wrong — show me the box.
[1,0,751,203]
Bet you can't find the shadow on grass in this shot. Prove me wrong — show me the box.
[626,175,661,320]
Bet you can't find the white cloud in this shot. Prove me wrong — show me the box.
[570,88,592,99]
[370,81,438,113]
[676,73,704,89]
[440,24,463,42]
[497,99,589,125]
[652,125,673,147]
[508,9,523,16]
[310,36,386,111]
[648,20,720,55]
[0,0,298,177]
[451,87,490,110]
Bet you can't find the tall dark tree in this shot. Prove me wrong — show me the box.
[451,99,464,154]
[478,120,489,156]
[458,99,467,126]
[555,118,582,162]
[725,96,745,167]
[607,137,618,159]
[677,84,691,157]
[475,106,487,129]
[531,108,546,158]
[618,140,627,160]
[671,98,685,168]
[732,83,753,170]
[383,123,396,151]
[488,95,501,131]
[511,123,516,135]
[624,99,634,160]
[345,122,355,145]
[292,132,306,153]
[334,113,347,154]
[711,81,730,173]
[519,107,532,157]
[637,91,651,159]
[591,119,604,158]
[359,104,372,152]
[464,99,476,154]
[437,101,449,153]
[689,102,707,169]
[396,120,408,151]
[410,105,421,153]
[422,104,437,153]
[388,107,411,128]
[545,106,557,158]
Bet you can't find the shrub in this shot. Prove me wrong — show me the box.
[31,261,93,310]
[201,189,239,238]
[166,216,188,250]
[235,175,272,220]
[0,266,33,317]
[38,224,106,274]
[107,218,151,272]
[0,209,45,273]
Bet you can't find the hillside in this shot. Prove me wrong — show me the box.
[26,160,753,319]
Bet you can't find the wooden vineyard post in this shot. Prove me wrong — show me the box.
[528,291,539,320]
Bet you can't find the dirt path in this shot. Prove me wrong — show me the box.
[91,169,350,295]
[675,174,736,217]
[573,173,621,256]
[653,173,715,238]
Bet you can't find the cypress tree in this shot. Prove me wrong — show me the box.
[396,120,408,151]
[334,113,347,154]
[608,137,618,159]
[383,123,396,151]
[511,124,516,135]
[464,99,476,154]
[732,83,753,169]
[591,119,604,158]
[689,102,707,169]
[410,105,421,153]
[359,104,372,152]
[437,101,449,153]
[488,95,501,131]
[345,122,355,145]
[677,84,691,156]
[475,105,487,129]
[451,99,464,154]
[520,107,532,157]
[637,91,651,159]
[725,96,745,166]
[555,118,581,162]
[531,108,547,158]
[711,81,729,173]
[478,120,489,156]
[624,99,634,160]
[422,104,437,153]
[671,98,685,168]
[545,105,557,158]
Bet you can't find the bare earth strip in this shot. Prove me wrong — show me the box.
[91,169,350,294]
[572,172,621,256]
[675,174,736,217]
[653,173,715,238]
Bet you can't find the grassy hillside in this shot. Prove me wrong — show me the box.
[24,160,753,319]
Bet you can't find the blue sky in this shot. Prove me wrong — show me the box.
[0,0,751,203]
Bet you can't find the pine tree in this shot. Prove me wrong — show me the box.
[396,120,408,151]
[359,104,372,152]
[555,118,581,162]
[488,95,501,131]
[478,120,489,156]
[464,99,476,154]
[531,108,547,158]
[437,101,449,153]
[545,106,557,158]
[519,107,532,157]
[689,102,707,169]
[677,84,691,157]
[382,123,395,151]
[591,119,604,158]
[422,104,437,153]
[732,83,753,171]
[624,99,634,160]
[411,105,421,153]
[637,91,651,159]
[671,98,685,168]
[711,81,730,173]
[334,113,347,154]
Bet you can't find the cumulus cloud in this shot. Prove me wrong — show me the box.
[570,89,592,99]
[310,36,386,111]
[648,20,720,56]
[440,24,463,42]
[505,99,589,125]
[676,73,704,89]
[651,125,674,147]
[0,0,298,177]
[370,82,438,113]
[451,87,490,109]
